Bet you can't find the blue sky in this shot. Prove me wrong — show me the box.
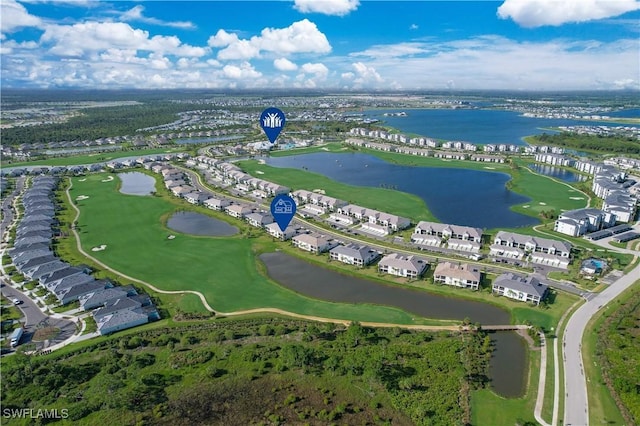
[1,0,639,90]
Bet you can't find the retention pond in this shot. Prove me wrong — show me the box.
[166,211,238,236]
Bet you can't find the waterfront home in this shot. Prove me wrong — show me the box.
[225,204,253,219]
[378,253,428,278]
[164,179,186,189]
[553,208,616,237]
[265,223,298,240]
[292,233,339,254]
[170,185,196,197]
[291,189,313,205]
[534,153,574,167]
[183,192,211,205]
[329,244,380,266]
[492,273,548,305]
[245,212,274,228]
[433,262,481,290]
[204,197,230,211]
[376,213,411,232]
[413,221,483,243]
[471,154,506,163]
[602,192,637,223]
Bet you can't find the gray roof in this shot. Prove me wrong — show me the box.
[14,236,51,247]
[12,250,54,265]
[16,220,52,231]
[96,307,149,335]
[22,214,55,222]
[378,253,428,274]
[9,242,50,256]
[56,280,111,302]
[330,243,378,261]
[494,273,548,298]
[93,297,142,320]
[79,285,137,310]
[27,260,70,279]
[49,273,95,292]
[15,230,52,240]
[39,266,84,285]
[558,208,607,221]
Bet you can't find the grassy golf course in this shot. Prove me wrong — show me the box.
[68,173,433,324]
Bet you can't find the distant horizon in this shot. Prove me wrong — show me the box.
[1,1,639,91]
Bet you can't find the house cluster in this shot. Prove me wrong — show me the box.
[1,135,149,160]
[490,231,572,269]
[346,138,507,164]
[186,156,289,198]
[411,221,483,254]
[349,128,521,154]
[8,176,158,335]
[553,160,638,237]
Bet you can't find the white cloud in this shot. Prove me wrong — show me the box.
[410,24,419,30]
[40,21,206,57]
[211,19,331,60]
[120,5,195,29]
[352,62,383,84]
[274,57,298,71]
[223,61,262,80]
[498,0,640,28]
[1,0,42,34]
[294,0,359,16]
[352,42,429,59]
[301,62,329,77]
[341,72,355,80]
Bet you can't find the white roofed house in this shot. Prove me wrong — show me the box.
[171,185,196,197]
[204,197,230,211]
[183,191,211,205]
[492,273,548,305]
[378,253,428,279]
[292,233,339,254]
[329,244,380,267]
[265,223,298,240]
[377,213,411,232]
[433,262,481,290]
[245,212,274,228]
[225,204,253,219]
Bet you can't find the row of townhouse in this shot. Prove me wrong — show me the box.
[291,189,347,212]
[8,176,158,335]
[492,273,548,305]
[412,221,483,253]
[490,231,572,269]
[335,204,411,235]
[346,139,507,163]
[523,145,565,154]
[348,128,520,153]
[534,153,575,167]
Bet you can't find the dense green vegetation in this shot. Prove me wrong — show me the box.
[595,284,640,425]
[1,318,492,425]
[1,103,190,145]
[527,133,640,155]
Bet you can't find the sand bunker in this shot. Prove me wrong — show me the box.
[569,197,584,200]
[78,178,87,182]
[101,176,114,182]
[321,147,329,151]
[258,159,266,164]
[313,189,326,194]
[167,235,176,240]
[522,205,530,209]
[539,202,547,205]
[255,170,264,175]
[75,195,89,201]
[91,245,107,252]
[483,166,496,170]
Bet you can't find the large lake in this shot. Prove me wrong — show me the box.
[366,108,636,145]
[118,172,156,196]
[264,152,538,229]
[260,251,525,396]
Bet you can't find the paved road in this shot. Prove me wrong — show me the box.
[563,260,640,426]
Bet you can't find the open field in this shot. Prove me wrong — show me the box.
[68,173,435,324]
[3,147,187,168]
[238,159,437,222]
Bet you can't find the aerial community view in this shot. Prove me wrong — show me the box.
[1,0,640,425]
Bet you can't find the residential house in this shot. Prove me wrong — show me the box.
[265,223,298,240]
[433,262,481,290]
[329,244,380,266]
[246,212,274,228]
[292,233,339,254]
[378,253,428,278]
[203,197,230,211]
[492,273,548,305]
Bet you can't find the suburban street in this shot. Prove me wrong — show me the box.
[563,258,639,426]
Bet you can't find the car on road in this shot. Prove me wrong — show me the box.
[12,298,23,305]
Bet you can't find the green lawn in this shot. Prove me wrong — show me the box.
[237,160,437,222]
[3,147,186,168]
[69,173,433,324]
[471,346,540,426]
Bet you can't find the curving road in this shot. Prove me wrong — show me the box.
[563,260,640,426]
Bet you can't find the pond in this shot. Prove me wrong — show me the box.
[166,211,238,236]
[264,152,539,229]
[527,164,586,182]
[259,251,526,397]
[488,331,528,398]
[118,172,156,196]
